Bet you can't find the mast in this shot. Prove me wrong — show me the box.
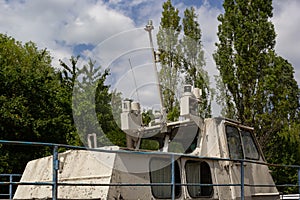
[144,20,167,131]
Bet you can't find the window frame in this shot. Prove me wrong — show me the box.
[241,129,260,160]
[168,124,199,154]
[149,157,182,199]
[185,160,213,198]
[225,124,260,161]
[225,125,244,160]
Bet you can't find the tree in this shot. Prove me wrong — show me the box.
[181,7,212,118]
[59,56,82,146]
[71,58,125,147]
[0,34,76,173]
[214,0,300,193]
[105,90,125,146]
[142,109,155,125]
[59,56,79,89]
[157,0,182,121]
[214,0,275,122]
[157,2,213,120]
[0,34,125,178]
[267,122,300,193]
[214,0,299,141]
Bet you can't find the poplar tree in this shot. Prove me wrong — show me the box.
[156,0,181,121]
[214,0,299,141]
[214,0,275,123]
[214,0,300,191]
[181,7,212,118]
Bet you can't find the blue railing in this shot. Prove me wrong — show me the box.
[0,139,300,200]
[0,174,22,199]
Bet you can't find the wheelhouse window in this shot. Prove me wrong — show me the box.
[168,124,199,154]
[241,129,259,160]
[185,160,213,198]
[140,139,161,151]
[149,158,181,199]
[226,126,243,159]
[139,132,164,151]
[226,125,260,160]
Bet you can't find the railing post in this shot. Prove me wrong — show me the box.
[240,160,244,200]
[171,154,175,200]
[9,174,13,200]
[53,145,59,200]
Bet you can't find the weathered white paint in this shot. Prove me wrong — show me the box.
[14,118,280,200]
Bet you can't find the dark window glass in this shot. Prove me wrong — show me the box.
[168,125,199,154]
[140,139,160,150]
[149,158,181,198]
[226,125,243,159]
[185,161,213,198]
[241,130,259,160]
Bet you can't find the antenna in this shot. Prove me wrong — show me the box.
[144,20,167,131]
[128,58,140,102]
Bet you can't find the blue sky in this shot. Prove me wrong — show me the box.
[0,0,299,116]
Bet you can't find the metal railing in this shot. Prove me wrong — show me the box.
[0,174,22,199]
[0,139,300,200]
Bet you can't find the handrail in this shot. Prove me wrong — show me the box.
[1,139,300,200]
[0,174,22,200]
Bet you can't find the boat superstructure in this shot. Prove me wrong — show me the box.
[13,84,279,199]
[13,20,280,200]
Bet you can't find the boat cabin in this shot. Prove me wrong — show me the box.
[14,85,279,199]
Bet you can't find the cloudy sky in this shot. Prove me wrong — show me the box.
[0,0,299,116]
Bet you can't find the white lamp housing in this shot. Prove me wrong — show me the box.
[121,99,142,132]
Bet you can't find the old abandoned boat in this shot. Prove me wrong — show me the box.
[13,84,279,199]
[13,21,280,200]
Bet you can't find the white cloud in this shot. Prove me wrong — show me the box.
[196,4,222,116]
[194,3,222,79]
[1,0,299,117]
[0,0,135,67]
[90,1,223,115]
[61,1,135,45]
[106,0,163,27]
[272,0,300,83]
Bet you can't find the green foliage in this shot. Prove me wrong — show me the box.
[157,1,212,120]
[267,123,300,193]
[59,56,82,146]
[0,34,76,173]
[157,0,181,121]
[182,7,205,84]
[0,34,125,175]
[72,58,105,140]
[142,109,155,125]
[140,139,160,150]
[0,145,8,173]
[95,67,125,147]
[214,0,299,144]
[181,7,213,118]
[166,101,180,122]
[214,0,276,122]
[214,0,300,193]
[71,58,125,147]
